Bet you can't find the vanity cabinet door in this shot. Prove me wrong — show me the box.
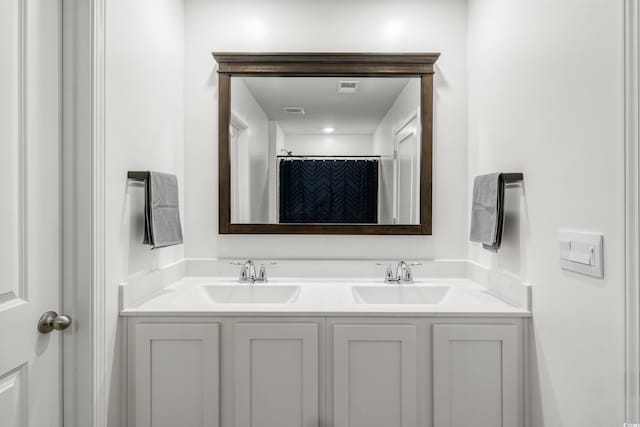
[133,323,220,427]
[432,324,520,427]
[332,324,418,427]
[234,323,319,427]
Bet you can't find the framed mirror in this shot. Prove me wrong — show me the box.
[214,53,440,235]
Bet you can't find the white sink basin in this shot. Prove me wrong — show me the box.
[352,285,450,305]
[203,285,300,304]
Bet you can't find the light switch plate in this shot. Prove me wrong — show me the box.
[558,230,604,278]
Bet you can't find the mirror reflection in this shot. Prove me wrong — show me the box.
[230,76,421,225]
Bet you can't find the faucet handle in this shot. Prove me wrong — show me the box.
[403,267,414,283]
[231,260,253,282]
[258,264,268,282]
[405,262,421,282]
[385,266,396,283]
[238,266,249,281]
[377,262,398,283]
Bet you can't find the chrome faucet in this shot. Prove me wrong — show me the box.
[233,260,268,283]
[381,260,421,284]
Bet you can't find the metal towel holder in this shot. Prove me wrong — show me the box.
[482,172,524,252]
[127,171,150,182]
[501,173,524,185]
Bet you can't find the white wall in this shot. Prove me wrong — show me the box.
[104,0,184,425]
[467,0,625,425]
[284,134,374,156]
[102,1,629,425]
[184,0,468,260]
[230,78,270,222]
[373,79,421,156]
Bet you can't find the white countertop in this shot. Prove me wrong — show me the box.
[120,277,531,317]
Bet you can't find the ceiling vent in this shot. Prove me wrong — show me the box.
[337,80,359,94]
[283,106,305,115]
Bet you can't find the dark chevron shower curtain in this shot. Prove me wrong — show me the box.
[279,159,378,224]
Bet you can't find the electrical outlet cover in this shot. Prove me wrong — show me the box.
[558,230,604,278]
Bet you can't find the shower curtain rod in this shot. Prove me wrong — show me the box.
[277,155,381,160]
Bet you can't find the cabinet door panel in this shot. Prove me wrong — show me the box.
[333,324,418,427]
[235,323,319,427]
[134,323,220,427]
[433,324,519,427]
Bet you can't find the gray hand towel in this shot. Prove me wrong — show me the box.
[469,173,504,251]
[143,172,183,249]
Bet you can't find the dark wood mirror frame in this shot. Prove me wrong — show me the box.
[213,52,440,235]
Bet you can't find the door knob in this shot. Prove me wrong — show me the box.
[37,311,72,333]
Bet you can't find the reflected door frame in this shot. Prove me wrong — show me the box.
[230,113,249,223]
[393,112,420,225]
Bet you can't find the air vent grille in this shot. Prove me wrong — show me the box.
[337,80,359,94]
[283,106,305,115]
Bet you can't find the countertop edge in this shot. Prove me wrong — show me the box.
[120,310,532,318]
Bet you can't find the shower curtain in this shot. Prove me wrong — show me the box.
[279,159,378,223]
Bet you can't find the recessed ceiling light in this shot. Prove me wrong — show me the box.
[322,127,335,134]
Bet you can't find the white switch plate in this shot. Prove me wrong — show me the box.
[558,230,604,278]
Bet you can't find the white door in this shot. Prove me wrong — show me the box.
[0,0,64,426]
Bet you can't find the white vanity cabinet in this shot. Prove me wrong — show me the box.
[233,322,320,427]
[130,322,221,427]
[128,317,326,427]
[432,324,521,427]
[330,323,419,427]
[128,317,525,427]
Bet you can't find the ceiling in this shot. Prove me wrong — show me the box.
[237,76,413,134]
